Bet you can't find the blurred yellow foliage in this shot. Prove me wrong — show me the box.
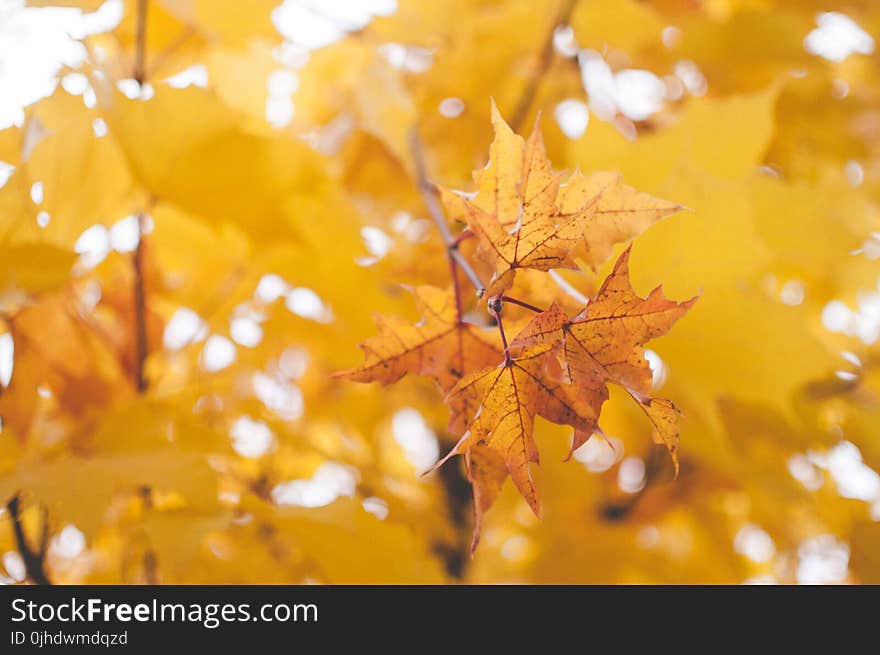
[1,0,878,584]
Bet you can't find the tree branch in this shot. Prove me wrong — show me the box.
[432,455,472,579]
[131,2,150,393]
[408,127,486,300]
[133,0,149,86]
[409,127,488,579]
[501,295,545,314]
[508,0,579,133]
[5,495,52,585]
[448,256,463,321]
[132,212,149,393]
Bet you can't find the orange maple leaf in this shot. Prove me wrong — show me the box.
[433,343,600,550]
[335,285,502,424]
[511,246,697,472]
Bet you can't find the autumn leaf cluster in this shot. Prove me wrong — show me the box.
[340,105,695,548]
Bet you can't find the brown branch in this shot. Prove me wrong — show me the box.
[133,0,149,86]
[488,296,511,364]
[130,2,150,393]
[508,0,579,133]
[408,127,486,300]
[409,128,490,579]
[38,506,50,555]
[501,295,545,314]
[431,454,472,579]
[448,256,463,321]
[5,495,52,585]
[451,229,474,248]
[132,212,149,393]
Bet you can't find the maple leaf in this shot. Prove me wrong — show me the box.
[441,103,597,296]
[335,285,502,415]
[511,246,697,471]
[433,343,600,549]
[441,102,682,295]
[560,171,684,269]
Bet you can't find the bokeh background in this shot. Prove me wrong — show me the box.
[0,0,879,584]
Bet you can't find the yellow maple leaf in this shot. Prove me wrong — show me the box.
[443,102,682,295]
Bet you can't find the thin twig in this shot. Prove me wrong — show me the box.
[132,2,150,392]
[450,229,474,248]
[501,295,545,314]
[488,298,511,364]
[133,0,149,86]
[409,127,486,299]
[448,256,463,321]
[5,495,52,585]
[508,0,579,133]
[132,212,149,393]
[38,506,50,555]
[451,248,484,298]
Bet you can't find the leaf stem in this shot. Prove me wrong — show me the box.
[450,229,475,248]
[500,295,545,314]
[409,127,486,300]
[5,495,52,585]
[488,297,511,364]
